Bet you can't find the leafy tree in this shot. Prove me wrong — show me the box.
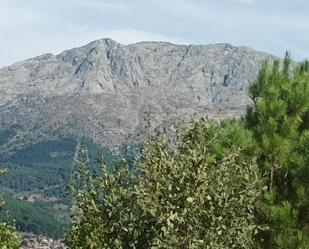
[0,169,20,249]
[135,120,261,249]
[246,54,309,248]
[66,150,152,249]
[67,120,261,248]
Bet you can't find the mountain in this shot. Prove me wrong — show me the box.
[0,38,276,236]
[0,38,275,153]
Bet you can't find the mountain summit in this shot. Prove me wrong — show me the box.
[0,38,275,151]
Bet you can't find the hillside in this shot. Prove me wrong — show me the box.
[0,39,275,153]
[0,38,276,236]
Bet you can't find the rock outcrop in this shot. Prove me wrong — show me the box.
[0,38,275,151]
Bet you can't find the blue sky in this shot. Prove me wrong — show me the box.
[0,0,308,67]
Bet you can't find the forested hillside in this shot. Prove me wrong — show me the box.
[0,137,114,238]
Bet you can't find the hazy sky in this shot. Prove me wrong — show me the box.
[0,0,308,67]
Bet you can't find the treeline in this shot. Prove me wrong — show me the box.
[66,55,309,248]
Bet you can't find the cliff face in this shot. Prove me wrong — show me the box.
[0,38,275,151]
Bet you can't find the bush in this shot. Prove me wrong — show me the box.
[0,222,20,249]
[67,120,261,249]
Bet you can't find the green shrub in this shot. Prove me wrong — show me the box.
[67,120,261,248]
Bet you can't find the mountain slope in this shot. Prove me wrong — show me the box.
[0,38,275,153]
[0,38,277,236]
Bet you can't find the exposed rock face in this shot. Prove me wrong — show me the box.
[0,38,275,151]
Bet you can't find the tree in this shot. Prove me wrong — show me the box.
[67,120,261,248]
[246,54,309,248]
[0,169,20,249]
[135,120,261,249]
[66,150,154,249]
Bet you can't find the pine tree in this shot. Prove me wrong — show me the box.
[246,54,309,248]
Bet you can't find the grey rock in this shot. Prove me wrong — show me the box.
[0,38,276,151]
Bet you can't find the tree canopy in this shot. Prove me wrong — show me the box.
[247,55,309,248]
[67,121,261,249]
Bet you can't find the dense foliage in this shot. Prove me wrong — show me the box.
[134,121,261,248]
[67,121,262,249]
[247,55,309,248]
[0,169,20,249]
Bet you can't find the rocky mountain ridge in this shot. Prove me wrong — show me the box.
[0,38,275,152]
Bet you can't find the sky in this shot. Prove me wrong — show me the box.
[0,0,308,67]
